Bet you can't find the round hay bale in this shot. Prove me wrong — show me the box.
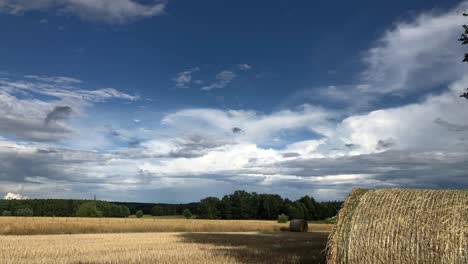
[327,188,468,264]
[289,219,308,232]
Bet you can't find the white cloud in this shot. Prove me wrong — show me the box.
[173,67,199,88]
[0,78,138,103]
[1,2,468,202]
[335,86,468,155]
[4,192,28,200]
[140,144,280,177]
[201,70,236,91]
[238,64,252,71]
[0,0,166,24]
[0,75,137,142]
[362,2,468,95]
[161,105,334,145]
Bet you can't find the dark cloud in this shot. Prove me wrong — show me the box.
[0,105,73,142]
[434,118,468,132]
[36,149,59,154]
[232,127,243,134]
[282,152,301,158]
[127,139,141,148]
[0,116,71,142]
[268,150,468,189]
[1,140,467,202]
[0,145,113,184]
[376,139,396,150]
[44,106,72,124]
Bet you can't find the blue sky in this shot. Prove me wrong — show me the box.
[0,0,467,202]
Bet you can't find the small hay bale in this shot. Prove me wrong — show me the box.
[327,188,468,264]
[289,219,308,232]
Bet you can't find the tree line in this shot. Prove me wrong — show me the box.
[0,190,342,220]
[194,190,341,220]
[0,199,130,218]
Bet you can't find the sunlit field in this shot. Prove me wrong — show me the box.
[0,231,330,264]
[0,217,332,235]
[0,217,332,264]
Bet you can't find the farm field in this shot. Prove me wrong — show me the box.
[0,231,330,264]
[0,217,332,235]
[0,217,285,235]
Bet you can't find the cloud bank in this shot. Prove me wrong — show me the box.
[1,2,468,202]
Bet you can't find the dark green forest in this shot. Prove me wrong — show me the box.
[0,199,131,218]
[195,191,341,220]
[0,190,342,220]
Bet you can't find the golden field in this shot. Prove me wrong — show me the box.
[0,217,332,235]
[0,217,332,263]
[0,231,330,264]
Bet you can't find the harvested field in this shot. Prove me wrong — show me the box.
[0,231,330,264]
[0,217,332,235]
[327,188,468,264]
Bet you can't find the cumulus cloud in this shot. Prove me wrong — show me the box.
[1,2,468,202]
[4,192,28,200]
[334,83,468,155]
[0,0,166,24]
[161,105,334,145]
[361,2,468,95]
[140,2,468,199]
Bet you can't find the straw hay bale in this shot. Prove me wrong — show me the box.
[327,188,467,264]
[290,219,308,232]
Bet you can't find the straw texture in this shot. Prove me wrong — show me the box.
[327,188,468,264]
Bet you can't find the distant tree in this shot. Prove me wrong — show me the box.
[119,205,131,218]
[135,210,144,218]
[76,202,102,217]
[151,205,165,216]
[258,194,283,220]
[219,195,232,219]
[96,201,112,217]
[459,13,468,99]
[288,201,307,220]
[182,209,192,219]
[229,191,258,219]
[317,201,342,219]
[198,197,221,219]
[277,213,289,223]
[299,196,319,220]
[15,207,34,217]
[1,210,12,216]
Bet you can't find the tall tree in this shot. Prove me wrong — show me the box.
[219,195,232,219]
[197,197,221,219]
[299,195,319,220]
